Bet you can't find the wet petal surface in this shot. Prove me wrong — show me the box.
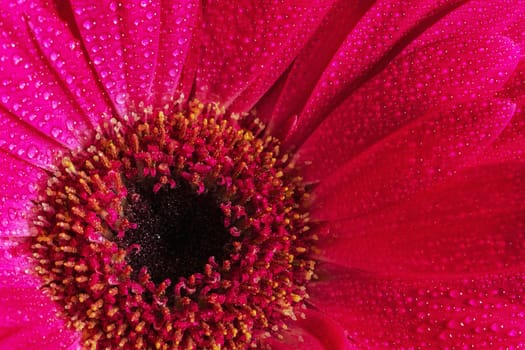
[310,265,525,348]
[312,99,515,221]
[316,162,525,275]
[0,238,78,350]
[195,0,335,108]
[298,35,520,182]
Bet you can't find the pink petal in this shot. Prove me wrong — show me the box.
[263,0,374,138]
[23,2,111,127]
[113,0,163,104]
[309,264,525,348]
[151,0,199,105]
[0,4,96,150]
[0,239,78,349]
[478,110,525,165]
[297,35,520,182]
[311,99,515,221]
[194,0,335,108]
[0,152,47,237]
[177,23,201,100]
[262,311,355,350]
[275,0,525,148]
[69,0,198,113]
[0,239,34,278]
[0,110,67,169]
[482,62,525,163]
[316,162,525,275]
[502,61,525,102]
[414,0,525,48]
[66,0,131,114]
[226,0,339,114]
[270,0,463,144]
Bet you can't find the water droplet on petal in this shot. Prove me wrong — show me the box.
[27,145,38,159]
[115,92,128,105]
[12,55,22,65]
[51,127,62,138]
[83,20,95,30]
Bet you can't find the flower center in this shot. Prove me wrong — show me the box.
[122,177,231,283]
[30,100,315,349]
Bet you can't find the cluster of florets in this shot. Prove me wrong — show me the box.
[31,100,315,349]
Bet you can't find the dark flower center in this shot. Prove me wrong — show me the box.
[30,100,315,349]
[122,177,231,283]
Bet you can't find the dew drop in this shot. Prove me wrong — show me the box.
[12,55,22,65]
[28,183,39,194]
[66,120,76,131]
[168,68,178,78]
[448,289,461,298]
[490,323,503,332]
[508,329,520,337]
[8,207,17,220]
[3,250,12,260]
[51,127,62,138]
[115,92,128,105]
[83,20,95,30]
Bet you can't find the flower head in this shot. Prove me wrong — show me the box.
[1,0,525,349]
[31,99,313,349]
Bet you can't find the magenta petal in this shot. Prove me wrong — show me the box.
[264,0,374,138]
[478,111,525,164]
[0,239,78,349]
[502,61,525,102]
[68,1,153,113]
[295,311,356,350]
[280,0,525,149]
[297,35,520,183]
[0,110,67,169]
[262,311,355,350]
[0,153,47,237]
[311,99,515,221]
[484,63,525,163]
[0,5,95,149]
[68,0,135,114]
[23,2,112,128]
[177,25,201,101]
[316,162,525,275]
[262,331,325,350]
[0,239,34,279]
[194,0,335,108]
[151,0,199,105]
[309,265,525,348]
[274,0,464,146]
[414,0,525,47]
[226,0,339,113]
[110,0,162,105]
[70,0,198,111]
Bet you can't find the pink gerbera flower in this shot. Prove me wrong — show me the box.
[1,0,525,349]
